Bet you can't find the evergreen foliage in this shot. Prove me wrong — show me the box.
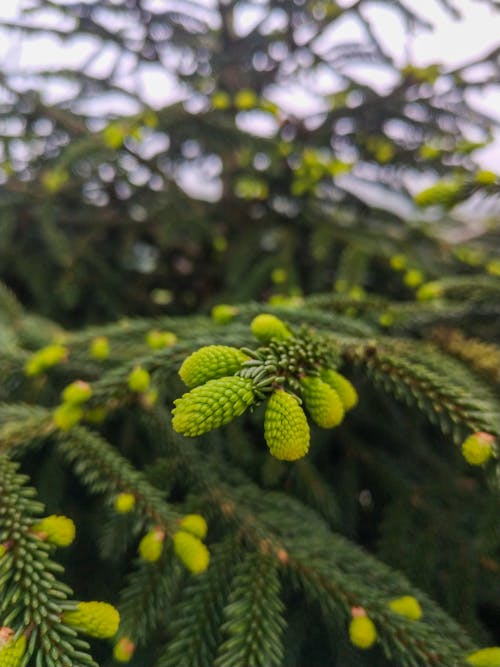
[0,1,500,666]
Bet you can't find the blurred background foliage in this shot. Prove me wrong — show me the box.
[1,3,500,666]
[0,0,499,326]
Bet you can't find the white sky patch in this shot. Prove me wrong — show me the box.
[236,110,279,138]
[1,0,500,174]
[135,64,184,108]
[17,34,99,71]
[341,63,400,95]
[233,2,267,37]
[359,3,408,65]
[75,92,142,117]
[176,160,222,202]
[408,0,500,67]
[267,83,329,117]
[313,12,365,56]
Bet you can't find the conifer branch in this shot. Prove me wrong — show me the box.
[118,553,184,647]
[214,551,286,667]
[55,425,180,528]
[157,538,240,667]
[186,455,478,666]
[345,340,499,441]
[0,456,97,667]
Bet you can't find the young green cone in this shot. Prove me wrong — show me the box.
[178,514,208,539]
[0,631,26,667]
[138,528,165,562]
[179,345,248,388]
[461,432,495,466]
[413,180,464,208]
[349,614,377,649]
[264,390,310,461]
[62,601,120,638]
[250,313,292,343]
[300,376,344,428]
[388,596,422,621]
[320,369,358,411]
[31,515,76,547]
[466,647,500,667]
[173,531,210,575]
[172,376,255,437]
[61,380,92,405]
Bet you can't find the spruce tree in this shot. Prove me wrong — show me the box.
[1,1,500,666]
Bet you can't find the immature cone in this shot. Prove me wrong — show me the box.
[320,369,358,411]
[466,647,500,667]
[146,330,177,350]
[349,612,377,650]
[403,269,424,288]
[127,366,151,393]
[172,376,255,437]
[62,601,120,639]
[62,380,92,405]
[179,345,249,388]
[24,344,68,376]
[211,304,238,324]
[31,515,76,547]
[0,630,26,667]
[89,336,110,360]
[413,180,464,208]
[178,514,208,540]
[53,404,83,431]
[138,528,165,562]
[416,281,444,302]
[388,596,422,621]
[264,390,310,461]
[250,314,292,343]
[114,493,136,514]
[173,531,210,575]
[462,432,495,466]
[300,376,344,428]
[113,636,136,663]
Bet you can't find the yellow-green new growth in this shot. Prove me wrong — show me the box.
[128,366,151,393]
[173,531,210,574]
[413,179,464,208]
[146,329,178,349]
[89,336,110,360]
[178,514,208,540]
[0,631,26,667]
[113,636,135,663]
[250,313,292,343]
[211,304,238,324]
[462,432,495,465]
[466,648,500,667]
[416,281,444,301]
[264,390,310,461]
[179,345,249,388]
[32,515,76,547]
[403,269,424,288]
[114,493,136,513]
[138,528,165,562]
[62,601,120,638]
[300,376,344,428]
[349,614,377,650]
[320,369,358,411]
[24,344,68,376]
[172,376,255,437]
[388,596,422,621]
[62,380,92,405]
[53,404,83,431]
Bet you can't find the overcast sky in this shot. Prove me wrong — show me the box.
[1,0,500,169]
